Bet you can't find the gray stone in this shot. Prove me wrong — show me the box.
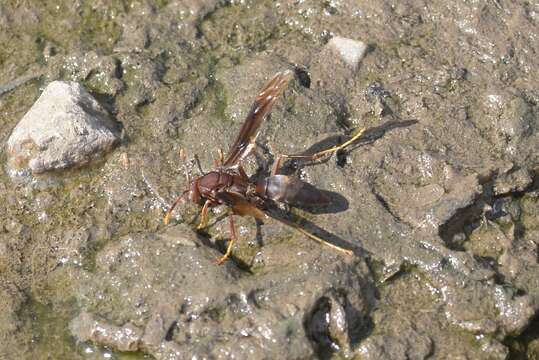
[6,81,120,174]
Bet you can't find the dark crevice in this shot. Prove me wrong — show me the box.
[306,296,335,359]
[438,171,497,250]
[303,290,374,359]
[372,190,403,224]
[504,311,539,359]
[439,171,537,251]
[438,198,485,251]
[334,101,351,131]
[164,320,177,341]
[336,149,347,168]
[294,66,311,88]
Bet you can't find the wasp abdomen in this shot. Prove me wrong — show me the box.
[256,175,331,206]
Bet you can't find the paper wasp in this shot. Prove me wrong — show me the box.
[164,70,364,264]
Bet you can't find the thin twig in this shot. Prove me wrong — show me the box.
[0,72,42,97]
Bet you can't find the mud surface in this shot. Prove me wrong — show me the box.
[1,1,538,359]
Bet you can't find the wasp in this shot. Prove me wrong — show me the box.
[164,70,365,264]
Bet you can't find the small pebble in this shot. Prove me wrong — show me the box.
[327,36,368,69]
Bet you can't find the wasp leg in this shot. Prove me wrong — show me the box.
[285,219,354,256]
[238,164,249,180]
[193,154,204,176]
[311,127,366,158]
[214,148,225,167]
[164,190,189,225]
[179,148,186,160]
[177,148,191,184]
[271,128,366,175]
[216,213,237,265]
[196,199,212,229]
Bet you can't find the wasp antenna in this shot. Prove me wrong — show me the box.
[163,190,190,225]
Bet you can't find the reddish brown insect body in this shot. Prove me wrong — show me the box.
[189,171,250,204]
[164,70,365,263]
[187,171,330,208]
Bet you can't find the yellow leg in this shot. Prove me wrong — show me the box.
[164,149,191,225]
[311,127,366,159]
[214,148,225,167]
[219,148,224,165]
[215,213,237,265]
[216,238,235,265]
[164,191,188,225]
[179,148,186,161]
[292,223,354,256]
[197,200,211,229]
[272,128,366,175]
[179,148,191,184]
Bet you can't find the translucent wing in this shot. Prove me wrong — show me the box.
[216,191,353,256]
[215,191,268,220]
[256,175,332,206]
[222,70,294,167]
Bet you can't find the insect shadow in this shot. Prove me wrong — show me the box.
[255,119,418,216]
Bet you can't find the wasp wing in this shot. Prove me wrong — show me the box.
[222,70,294,167]
[216,191,353,256]
[215,191,268,221]
[256,175,332,207]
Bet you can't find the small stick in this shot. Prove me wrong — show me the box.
[0,73,42,97]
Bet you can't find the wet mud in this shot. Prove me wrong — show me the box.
[0,0,538,359]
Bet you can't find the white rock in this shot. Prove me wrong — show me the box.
[327,36,367,69]
[7,81,120,174]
